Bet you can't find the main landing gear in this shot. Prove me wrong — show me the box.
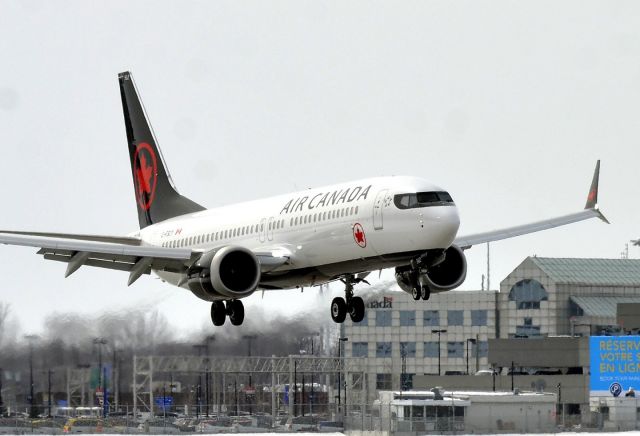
[211,300,245,326]
[408,270,431,301]
[331,276,366,323]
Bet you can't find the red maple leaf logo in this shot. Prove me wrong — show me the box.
[353,223,366,247]
[133,143,157,210]
[136,154,153,195]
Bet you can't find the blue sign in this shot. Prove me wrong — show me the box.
[610,382,622,397]
[590,336,640,396]
[154,396,173,407]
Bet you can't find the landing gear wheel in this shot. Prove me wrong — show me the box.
[211,301,226,326]
[331,297,347,323]
[421,286,431,301]
[227,300,245,326]
[349,296,365,322]
[411,286,421,301]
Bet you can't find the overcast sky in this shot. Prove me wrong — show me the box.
[0,0,639,336]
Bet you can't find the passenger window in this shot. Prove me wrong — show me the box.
[355,206,359,214]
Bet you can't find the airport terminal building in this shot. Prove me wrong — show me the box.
[343,257,640,406]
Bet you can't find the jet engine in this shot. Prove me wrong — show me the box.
[187,246,261,301]
[396,245,467,295]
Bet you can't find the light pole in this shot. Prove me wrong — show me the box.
[400,343,407,396]
[0,366,4,416]
[466,339,477,375]
[47,369,54,417]
[205,335,215,417]
[337,337,348,416]
[242,335,257,414]
[431,330,447,376]
[25,334,39,418]
[308,332,320,417]
[93,338,108,416]
[193,344,206,417]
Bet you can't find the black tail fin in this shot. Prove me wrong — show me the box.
[118,71,205,229]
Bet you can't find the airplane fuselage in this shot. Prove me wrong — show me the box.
[143,176,460,290]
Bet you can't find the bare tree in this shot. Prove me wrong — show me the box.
[0,303,11,347]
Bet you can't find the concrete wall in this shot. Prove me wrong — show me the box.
[590,396,640,431]
[488,337,589,367]
[618,303,640,330]
[465,400,556,433]
[413,374,589,404]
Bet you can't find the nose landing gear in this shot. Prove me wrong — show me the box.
[210,299,245,326]
[330,275,366,323]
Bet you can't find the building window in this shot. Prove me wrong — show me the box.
[447,341,464,358]
[399,311,416,326]
[448,310,464,326]
[376,373,392,390]
[424,341,439,358]
[376,342,392,358]
[401,373,414,390]
[423,310,439,326]
[477,341,488,357]
[375,311,392,327]
[352,342,368,358]
[515,316,542,337]
[508,279,548,309]
[471,310,487,326]
[400,342,416,358]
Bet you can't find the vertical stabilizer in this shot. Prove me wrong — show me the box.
[118,71,205,229]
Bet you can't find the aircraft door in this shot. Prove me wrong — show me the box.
[259,218,267,243]
[267,217,275,241]
[373,189,388,230]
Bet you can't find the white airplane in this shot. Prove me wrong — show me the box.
[0,72,608,327]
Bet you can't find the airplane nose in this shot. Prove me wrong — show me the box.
[422,206,460,247]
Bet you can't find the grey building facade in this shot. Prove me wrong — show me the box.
[344,257,640,406]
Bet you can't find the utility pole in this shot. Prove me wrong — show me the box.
[47,369,53,417]
[400,343,407,397]
[25,334,39,418]
[466,339,477,375]
[242,335,257,414]
[205,335,215,417]
[486,242,490,291]
[431,330,447,376]
[0,367,4,416]
[112,347,119,410]
[511,361,515,391]
[337,337,348,416]
[492,364,496,392]
[193,344,206,417]
[93,338,107,416]
[293,360,297,417]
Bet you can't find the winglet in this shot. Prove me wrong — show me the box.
[584,160,609,223]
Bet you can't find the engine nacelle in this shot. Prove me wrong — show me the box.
[187,246,261,301]
[396,245,467,295]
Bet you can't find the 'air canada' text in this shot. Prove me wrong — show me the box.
[280,185,372,215]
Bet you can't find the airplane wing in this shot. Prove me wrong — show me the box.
[454,160,609,249]
[0,232,290,285]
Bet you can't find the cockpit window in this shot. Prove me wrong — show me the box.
[394,191,454,209]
